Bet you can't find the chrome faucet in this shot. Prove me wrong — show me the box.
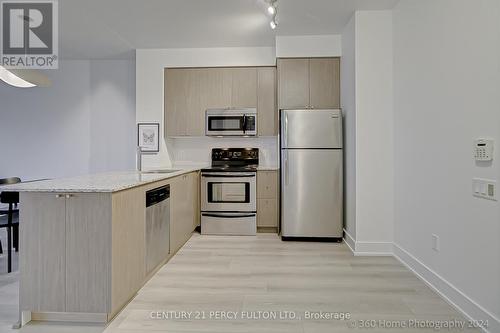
[136,146,144,172]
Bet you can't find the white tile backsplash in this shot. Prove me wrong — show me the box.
[171,137,279,167]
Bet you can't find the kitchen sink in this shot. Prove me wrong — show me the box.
[140,169,180,174]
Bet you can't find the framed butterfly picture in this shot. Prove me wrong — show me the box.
[137,123,160,153]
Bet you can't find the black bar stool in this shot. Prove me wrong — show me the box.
[0,177,21,273]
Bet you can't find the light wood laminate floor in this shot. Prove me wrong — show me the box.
[103,233,477,333]
[0,233,478,332]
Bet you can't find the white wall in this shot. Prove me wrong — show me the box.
[355,11,394,251]
[135,47,276,169]
[275,35,341,58]
[341,11,394,254]
[89,60,136,173]
[0,60,136,181]
[393,0,500,330]
[341,16,357,241]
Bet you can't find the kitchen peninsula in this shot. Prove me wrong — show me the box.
[0,167,203,325]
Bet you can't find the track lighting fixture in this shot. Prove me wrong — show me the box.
[267,0,278,30]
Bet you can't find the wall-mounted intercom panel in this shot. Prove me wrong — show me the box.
[474,139,494,161]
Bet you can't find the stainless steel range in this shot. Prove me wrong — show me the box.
[201,148,258,235]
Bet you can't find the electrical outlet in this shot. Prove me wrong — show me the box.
[432,234,440,252]
[473,178,497,201]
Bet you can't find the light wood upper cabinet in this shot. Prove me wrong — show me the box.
[257,67,277,136]
[277,57,340,110]
[309,58,340,109]
[231,68,257,108]
[165,67,276,137]
[184,70,204,136]
[278,58,310,109]
[165,68,201,137]
[199,68,232,110]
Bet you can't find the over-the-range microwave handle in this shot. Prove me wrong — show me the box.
[202,213,256,218]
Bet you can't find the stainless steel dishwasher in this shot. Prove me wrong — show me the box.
[145,185,170,275]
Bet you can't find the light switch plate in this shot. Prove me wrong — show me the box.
[473,178,497,201]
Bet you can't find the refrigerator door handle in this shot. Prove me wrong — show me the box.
[285,113,289,147]
[284,150,289,185]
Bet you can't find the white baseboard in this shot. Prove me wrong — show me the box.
[31,311,108,323]
[342,229,393,256]
[343,228,356,253]
[393,243,499,333]
[341,233,499,333]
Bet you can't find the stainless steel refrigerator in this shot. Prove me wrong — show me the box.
[280,109,343,241]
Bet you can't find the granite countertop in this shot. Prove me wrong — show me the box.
[0,165,207,193]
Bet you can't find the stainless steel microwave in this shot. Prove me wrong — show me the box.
[205,108,257,137]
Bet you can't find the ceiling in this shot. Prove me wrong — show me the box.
[59,0,400,59]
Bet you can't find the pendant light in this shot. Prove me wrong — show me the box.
[0,65,51,88]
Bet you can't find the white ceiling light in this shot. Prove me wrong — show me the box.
[267,5,276,15]
[270,20,277,30]
[0,66,51,88]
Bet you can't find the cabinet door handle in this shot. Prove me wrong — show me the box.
[55,194,64,198]
[65,194,74,199]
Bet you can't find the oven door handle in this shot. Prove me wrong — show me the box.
[202,213,256,218]
[202,174,256,178]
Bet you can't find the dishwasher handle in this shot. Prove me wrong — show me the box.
[146,185,170,207]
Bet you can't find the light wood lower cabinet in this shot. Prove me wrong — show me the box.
[257,198,278,228]
[20,193,67,313]
[66,193,112,313]
[19,172,200,323]
[170,172,199,253]
[256,170,279,230]
[110,187,146,315]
